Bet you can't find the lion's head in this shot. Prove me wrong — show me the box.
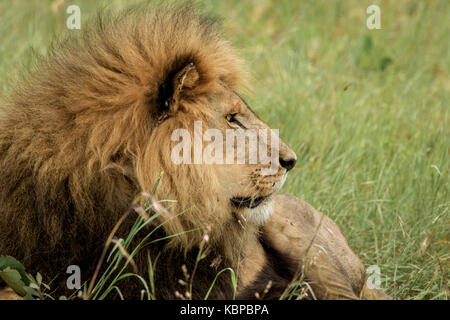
[0,5,296,264]
[129,9,297,248]
[145,67,297,247]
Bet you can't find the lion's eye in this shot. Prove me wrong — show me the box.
[225,113,245,128]
[226,113,238,122]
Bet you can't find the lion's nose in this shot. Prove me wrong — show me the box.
[279,157,297,171]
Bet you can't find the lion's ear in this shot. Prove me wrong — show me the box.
[161,62,199,113]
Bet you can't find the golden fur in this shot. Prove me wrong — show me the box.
[0,5,246,253]
[265,195,391,299]
[0,4,293,298]
[0,4,389,300]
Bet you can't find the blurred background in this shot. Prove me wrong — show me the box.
[0,0,448,299]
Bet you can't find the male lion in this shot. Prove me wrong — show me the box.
[0,5,388,300]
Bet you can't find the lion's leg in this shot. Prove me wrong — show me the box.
[360,283,392,300]
[263,194,390,300]
[0,287,22,300]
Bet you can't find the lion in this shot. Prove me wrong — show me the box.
[0,4,389,300]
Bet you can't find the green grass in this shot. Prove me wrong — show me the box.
[0,0,448,300]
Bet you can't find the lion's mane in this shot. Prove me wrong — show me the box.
[0,4,250,298]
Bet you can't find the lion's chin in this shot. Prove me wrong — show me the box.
[244,199,274,225]
[230,195,270,209]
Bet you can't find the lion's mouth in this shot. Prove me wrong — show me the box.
[230,195,270,209]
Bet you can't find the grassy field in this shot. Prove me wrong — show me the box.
[0,0,448,299]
